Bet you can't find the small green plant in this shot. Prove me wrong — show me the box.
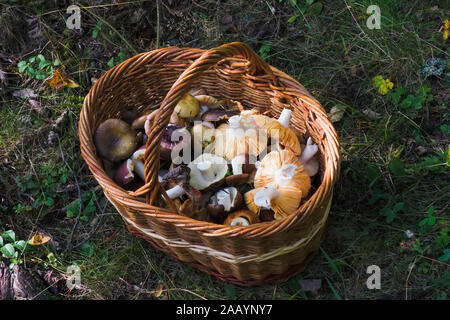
[15,164,70,209]
[92,20,103,39]
[418,206,437,233]
[17,54,60,80]
[388,86,433,115]
[258,43,272,61]
[66,190,97,222]
[0,230,27,269]
[107,52,126,69]
[379,201,404,224]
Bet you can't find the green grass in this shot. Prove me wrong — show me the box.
[0,0,448,300]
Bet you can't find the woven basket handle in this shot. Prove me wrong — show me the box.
[136,42,277,207]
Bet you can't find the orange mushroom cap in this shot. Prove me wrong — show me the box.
[247,114,301,155]
[254,149,311,197]
[212,115,267,160]
[245,184,303,220]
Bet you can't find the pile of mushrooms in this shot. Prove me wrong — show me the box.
[94,90,320,226]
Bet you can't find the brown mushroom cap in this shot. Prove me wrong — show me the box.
[224,210,259,226]
[94,119,138,162]
[225,173,249,186]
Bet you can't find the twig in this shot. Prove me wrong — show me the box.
[156,0,160,49]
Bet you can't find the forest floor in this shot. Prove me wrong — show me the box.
[0,0,448,300]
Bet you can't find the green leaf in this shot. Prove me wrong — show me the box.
[389,158,405,177]
[66,199,81,218]
[2,230,15,242]
[1,244,15,258]
[308,2,322,15]
[438,249,450,262]
[36,54,45,62]
[289,0,297,6]
[288,15,298,23]
[107,57,115,69]
[35,70,47,80]
[13,240,26,251]
[18,61,28,73]
[392,202,404,213]
[28,56,36,63]
[305,0,314,5]
[45,197,54,207]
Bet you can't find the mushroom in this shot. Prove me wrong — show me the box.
[254,149,311,197]
[299,137,320,176]
[159,124,191,161]
[160,165,202,202]
[114,159,135,187]
[131,109,158,130]
[188,153,228,190]
[225,154,256,186]
[174,93,200,119]
[191,121,216,156]
[178,199,208,221]
[245,108,301,155]
[201,109,237,122]
[194,95,222,108]
[207,186,242,221]
[224,210,259,226]
[244,184,303,220]
[212,115,267,160]
[94,119,139,162]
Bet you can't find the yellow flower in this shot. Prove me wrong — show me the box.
[378,78,394,95]
[440,19,450,40]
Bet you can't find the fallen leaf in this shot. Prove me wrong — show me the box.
[28,232,51,246]
[47,68,79,90]
[362,108,382,120]
[154,282,164,298]
[328,105,347,123]
[28,99,43,114]
[299,279,322,294]
[13,89,37,99]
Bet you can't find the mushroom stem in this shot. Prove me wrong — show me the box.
[132,159,145,181]
[165,184,185,199]
[254,186,279,209]
[230,217,250,227]
[299,137,318,164]
[216,189,233,211]
[231,155,244,175]
[274,164,297,186]
[277,109,292,128]
[197,160,216,181]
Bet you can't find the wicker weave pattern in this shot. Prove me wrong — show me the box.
[79,42,340,285]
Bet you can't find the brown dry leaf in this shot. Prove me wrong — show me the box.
[28,232,51,246]
[299,279,322,294]
[28,99,43,114]
[362,108,381,120]
[13,89,37,99]
[328,105,347,123]
[47,68,79,90]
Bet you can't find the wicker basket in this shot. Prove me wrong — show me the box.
[79,42,340,286]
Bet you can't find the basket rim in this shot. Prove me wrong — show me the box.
[79,44,340,239]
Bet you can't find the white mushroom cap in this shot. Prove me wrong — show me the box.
[188,153,228,190]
